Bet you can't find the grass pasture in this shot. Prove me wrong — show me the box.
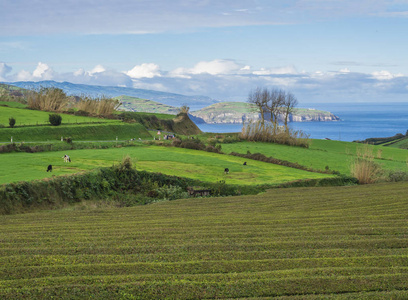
[1,182,407,298]
[0,105,118,127]
[0,146,333,185]
[0,123,151,143]
[221,139,408,175]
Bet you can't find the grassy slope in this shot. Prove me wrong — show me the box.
[0,105,118,127]
[0,146,332,185]
[0,101,27,109]
[0,123,151,143]
[221,139,408,175]
[192,102,332,115]
[116,95,179,115]
[1,182,407,298]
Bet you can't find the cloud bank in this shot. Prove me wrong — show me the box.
[2,59,408,103]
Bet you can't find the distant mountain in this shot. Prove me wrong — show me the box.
[6,81,217,109]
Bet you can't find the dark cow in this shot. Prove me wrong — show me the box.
[47,165,53,172]
[224,168,229,174]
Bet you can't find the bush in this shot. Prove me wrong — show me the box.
[9,117,16,128]
[27,87,68,111]
[387,170,408,182]
[350,145,384,184]
[240,120,309,148]
[49,113,62,126]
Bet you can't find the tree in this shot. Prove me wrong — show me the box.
[282,91,298,131]
[266,88,285,134]
[179,105,190,114]
[9,117,16,128]
[247,87,268,128]
[49,113,62,126]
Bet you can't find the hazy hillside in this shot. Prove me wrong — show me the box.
[7,81,217,108]
[116,95,179,115]
[190,102,340,124]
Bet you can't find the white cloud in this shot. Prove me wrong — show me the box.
[253,66,298,75]
[32,62,54,79]
[15,70,33,81]
[0,62,12,80]
[3,60,408,103]
[10,62,55,81]
[126,63,161,79]
[371,70,404,80]
[171,59,244,76]
[90,65,106,75]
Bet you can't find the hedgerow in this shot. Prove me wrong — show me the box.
[0,160,259,215]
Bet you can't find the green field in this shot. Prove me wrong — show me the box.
[222,139,408,175]
[116,95,179,115]
[1,182,407,298]
[0,105,118,127]
[0,146,333,185]
[0,123,151,143]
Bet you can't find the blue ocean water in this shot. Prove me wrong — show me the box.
[196,102,408,142]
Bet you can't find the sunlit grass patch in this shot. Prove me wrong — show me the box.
[0,146,333,185]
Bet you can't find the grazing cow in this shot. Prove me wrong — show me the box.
[63,154,71,163]
[243,162,247,165]
[224,168,229,174]
[47,165,52,172]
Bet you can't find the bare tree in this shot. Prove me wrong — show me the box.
[266,88,285,134]
[247,87,268,128]
[282,91,298,131]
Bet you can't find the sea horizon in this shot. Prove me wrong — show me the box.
[196,102,408,142]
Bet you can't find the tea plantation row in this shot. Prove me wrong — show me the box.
[1,182,407,298]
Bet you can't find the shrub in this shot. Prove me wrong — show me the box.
[387,170,408,182]
[9,117,16,128]
[240,120,309,148]
[350,145,384,184]
[49,113,62,126]
[75,96,121,116]
[63,137,73,144]
[27,87,68,112]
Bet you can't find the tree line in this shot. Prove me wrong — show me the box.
[248,87,298,133]
[242,87,308,147]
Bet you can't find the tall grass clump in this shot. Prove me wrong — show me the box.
[27,87,68,112]
[350,144,384,184]
[240,120,310,148]
[75,96,121,116]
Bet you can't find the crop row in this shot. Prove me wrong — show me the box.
[1,274,408,299]
[1,182,408,298]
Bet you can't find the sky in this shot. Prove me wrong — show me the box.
[1,0,408,104]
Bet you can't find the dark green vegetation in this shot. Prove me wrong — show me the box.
[1,182,408,298]
[0,158,261,215]
[118,111,201,135]
[358,132,408,149]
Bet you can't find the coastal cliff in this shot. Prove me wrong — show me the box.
[190,102,340,124]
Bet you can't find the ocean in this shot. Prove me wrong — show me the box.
[196,102,408,142]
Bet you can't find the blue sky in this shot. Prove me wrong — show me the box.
[1,0,408,103]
